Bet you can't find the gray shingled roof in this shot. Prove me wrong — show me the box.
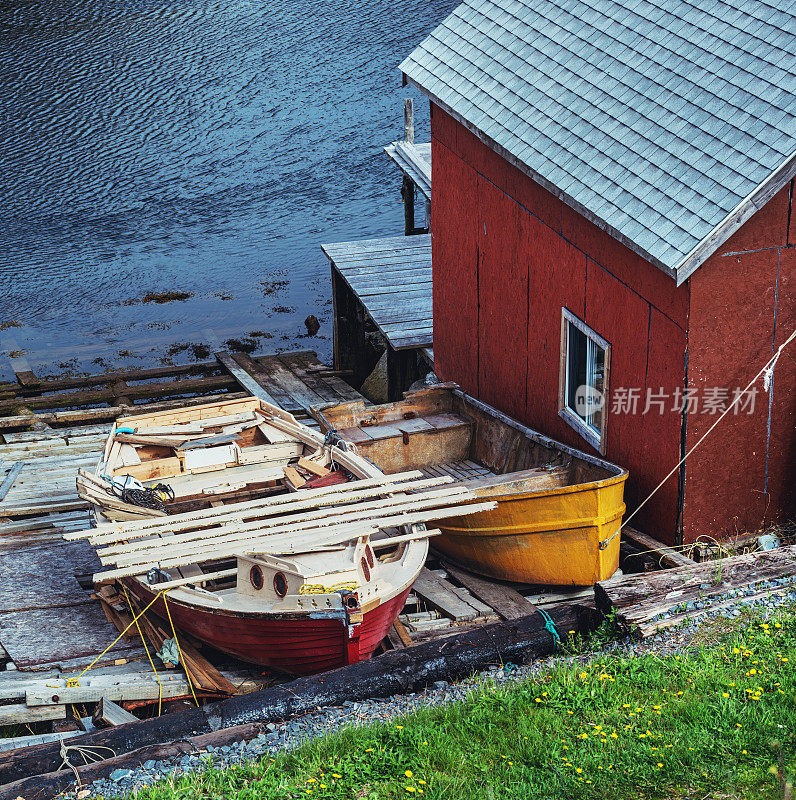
[400,0,796,283]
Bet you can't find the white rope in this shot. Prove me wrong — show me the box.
[600,327,796,550]
[58,739,117,786]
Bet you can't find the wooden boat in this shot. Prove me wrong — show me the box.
[70,396,490,675]
[315,387,629,587]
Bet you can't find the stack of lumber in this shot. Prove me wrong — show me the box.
[66,472,495,582]
[0,660,263,727]
[596,544,796,638]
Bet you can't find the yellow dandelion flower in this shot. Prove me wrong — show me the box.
[365,748,374,752]
[653,706,661,710]
[332,774,342,779]
[396,726,404,730]
[308,778,317,783]
[622,703,631,708]
[508,761,513,765]
[782,658,789,663]
[611,732,618,739]
[657,763,663,768]
[736,723,742,728]
[742,750,747,755]
[421,741,428,746]
[579,672,588,680]
[733,648,740,654]
[576,768,583,773]
[320,785,327,790]
[405,788,416,794]
[723,693,730,698]
[535,697,542,703]
[405,771,413,778]
[418,780,426,785]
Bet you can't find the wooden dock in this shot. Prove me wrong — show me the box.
[322,234,433,399]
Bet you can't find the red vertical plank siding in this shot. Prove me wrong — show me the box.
[430,136,480,393]
[560,204,689,329]
[684,248,779,543]
[636,310,688,542]
[524,218,587,443]
[476,177,529,420]
[766,246,796,525]
[583,261,652,525]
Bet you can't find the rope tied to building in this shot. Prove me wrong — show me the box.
[599,326,796,551]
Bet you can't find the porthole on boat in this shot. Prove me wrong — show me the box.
[250,565,264,591]
[345,594,359,609]
[360,557,371,581]
[273,571,288,598]
[365,544,375,568]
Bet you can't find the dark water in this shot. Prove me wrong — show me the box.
[0,0,454,379]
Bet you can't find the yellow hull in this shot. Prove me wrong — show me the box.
[433,473,627,586]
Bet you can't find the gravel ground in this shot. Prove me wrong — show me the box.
[67,580,796,799]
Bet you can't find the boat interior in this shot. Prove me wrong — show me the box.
[315,387,626,495]
[81,398,351,521]
[80,398,427,610]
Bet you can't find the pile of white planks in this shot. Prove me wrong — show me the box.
[66,471,496,582]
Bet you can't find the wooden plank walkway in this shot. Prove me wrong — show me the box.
[321,235,432,351]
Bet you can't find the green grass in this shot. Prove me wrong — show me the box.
[131,609,795,800]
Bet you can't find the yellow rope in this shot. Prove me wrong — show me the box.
[162,593,200,708]
[65,589,169,688]
[121,582,164,717]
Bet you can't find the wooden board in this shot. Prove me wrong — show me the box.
[411,567,481,622]
[0,703,66,725]
[442,563,535,620]
[622,526,696,569]
[596,544,796,638]
[0,603,147,670]
[0,539,101,613]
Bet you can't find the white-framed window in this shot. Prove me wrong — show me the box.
[558,308,611,452]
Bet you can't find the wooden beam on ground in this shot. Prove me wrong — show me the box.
[0,391,250,431]
[622,526,696,569]
[442,562,535,620]
[92,697,138,728]
[0,462,24,502]
[411,567,481,622]
[0,703,66,725]
[596,544,796,638]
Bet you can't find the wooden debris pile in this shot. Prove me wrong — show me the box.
[67,472,492,584]
[596,543,796,638]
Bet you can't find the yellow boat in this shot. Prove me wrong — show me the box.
[315,386,628,586]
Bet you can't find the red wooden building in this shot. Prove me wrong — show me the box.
[400,0,795,546]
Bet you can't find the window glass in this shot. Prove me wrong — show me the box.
[563,314,608,443]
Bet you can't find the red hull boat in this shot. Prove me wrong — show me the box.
[67,397,492,675]
[125,579,412,675]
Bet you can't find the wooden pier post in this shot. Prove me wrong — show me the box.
[402,99,416,236]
